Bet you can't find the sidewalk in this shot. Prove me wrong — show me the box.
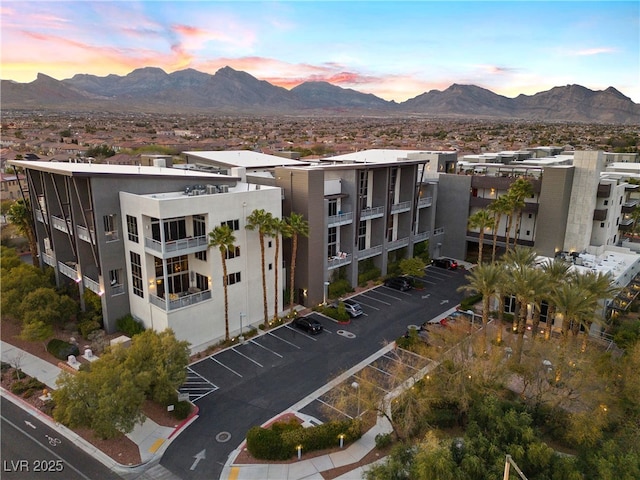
[0,340,197,473]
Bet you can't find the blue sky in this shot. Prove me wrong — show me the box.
[2,1,638,102]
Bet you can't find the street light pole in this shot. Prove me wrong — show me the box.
[239,312,246,343]
[351,381,360,418]
[323,281,330,305]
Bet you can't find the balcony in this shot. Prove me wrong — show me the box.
[41,251,56,267]
[413,231,430,243]
[328,252,352,269]
[76,225,95,244]
[593,209,608,221]
[357,244,383,260]
[391,201,411,214]
[51,215,72,234]
[144,235,208,257]
[597,183,612,198]
[150,289,212,311]
[387,237,409,251]
[360,206,385,220]
[58,261,78,281]
[433,227,445,236]
[622,200,639,214]
[35,209,47,224]
[328,211,353,227]
[110,283,125,296]
[83,276,101,295]
[417,196,433,208]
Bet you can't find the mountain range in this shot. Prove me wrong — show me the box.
[2,66,638,124]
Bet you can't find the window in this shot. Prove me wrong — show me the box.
[154,255,189,298]
[227,272,241,285]
[195,273,209,291]
[126,215,138,243]
[195,250,207,261]
[109,269,122,286]
[193,215,206,237]
[268,240,272,248]
[225,246,241,259]
[130,252,143,298]
[221,219,240,231]
[604,200,609,205]
[150,217,187,242]
[328,227,337,258]
[358,220,366,251]
[601,222,605,228]
[104,214,119,241]
[358,171,369,210]
[503,295,517,314]
[269,263,273,271]
[328,198,338,217]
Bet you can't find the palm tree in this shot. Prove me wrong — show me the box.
[271,217,289,322]
[7,199,38,267]
[208,224,236,342]
[458,263,503,352]
[285,213,310,315]
[245,209,274,327]
[508,178,534,249]
[502,192,518,253]
[467,209,495,265]
[487,195,511,263]
[538,258,572,341]
[629,205,640,238]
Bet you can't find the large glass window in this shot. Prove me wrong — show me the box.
[130,252,143,298]
[328,199,338,217]
[221,219,240,231]
[358,220,367,250]
[328,227,337,258]
[126,215,138,243]
[150,217,187,242]
[227,272,241,285]
[358,171,369,211]
[225,246,241,259]
[104,214,119,241]
[193,215,206,237]
[196,273,209,291]
[154,255,189,298]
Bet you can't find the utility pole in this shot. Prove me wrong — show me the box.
[503,454,528,480]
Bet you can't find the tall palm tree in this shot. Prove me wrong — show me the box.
[245,209,274,327]
[488,195,511,263]
[458,263,503,352]
[285,213,310,315]
[539,258,572,341]
[271,217,289,322]
[208,224,236,342]
[467,209,495,265]
[502,191,518,253]
[7,199,38,267]
[629,205,640,238]
[509,178,534,249]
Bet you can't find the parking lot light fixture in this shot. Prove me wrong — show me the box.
[351,381,360,418]
[323,281,330,305]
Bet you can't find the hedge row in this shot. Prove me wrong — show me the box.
[246,418,362,460]
[46,339,80,361]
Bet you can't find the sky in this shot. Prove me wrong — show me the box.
[1,1,639,103]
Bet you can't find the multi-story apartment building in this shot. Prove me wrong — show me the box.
[9,160,282,352]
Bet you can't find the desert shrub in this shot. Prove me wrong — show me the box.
[46,339,80,361]
[328,279,354,299]
[172,401,192,420]
[1,361,11,372]
[79,320,101,339]
[460,293,482,311]
[11,377,46,397]
[321,303,350,322]
[358,267,381,286]
[375,432,393,449]
[246,419,302,460]
[116,314,145,337]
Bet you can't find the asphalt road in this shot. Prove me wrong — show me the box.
[0,396,123,480]
[161,266,469,480]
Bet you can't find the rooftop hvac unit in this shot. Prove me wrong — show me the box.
[220,185,229,193]
[206,185,217,194]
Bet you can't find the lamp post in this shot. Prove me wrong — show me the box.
[339,433,345,448]
[323,281,330,305]
[465,309,475,325]
[239,312,246,343]
[351,381,360,418]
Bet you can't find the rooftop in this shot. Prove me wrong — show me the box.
[183,151,308,169]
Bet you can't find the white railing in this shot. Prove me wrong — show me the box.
[144,235,208,254]
[328,253,352,269]
[83,276,101,295]
[413,231,430,243]
[105,230,119,242]
[418,196,433,208]
[51,215,71,234]
[110,284,125,296]
[357,244,383,260]
[58,261,78,280]
[391,201,411,214]
[360,206,385,220]
[42,252,56,267]
[76,225,95,244]
[433,227,445,236]
[387,237,409,250]
[328,212,353,227]
[150,290,212,311]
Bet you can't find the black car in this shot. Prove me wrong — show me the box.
[292,316,323,334]
[432,257,458,270]
[384,276,413,291]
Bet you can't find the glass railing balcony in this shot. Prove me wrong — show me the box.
[360,206,385,220]
[110,284,125,296]
[418,196,433,208]
[433,227,445,236]
[83,276,101,295]
[42,251,56,267]
[144,235,208,254]
[413,231,430,243]
[328,212,353,227]
[51,215,72,234]
[150,289,212,311]
[35,210,47,224]
[77,225,95,244]
[387,237,409,251]
[357,244,383,260]
[391,201,411,214]
[328,252,352,269]
[58,261,78,280]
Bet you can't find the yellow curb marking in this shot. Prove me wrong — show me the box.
[228,466,239,480]
[148,438,165,453]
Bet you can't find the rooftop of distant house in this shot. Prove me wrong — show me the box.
[183,150,308,169]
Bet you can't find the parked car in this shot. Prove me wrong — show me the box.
[292,316,323,334]
[332,298,364,317]
[432,257,458,270]
[384,276,413,291]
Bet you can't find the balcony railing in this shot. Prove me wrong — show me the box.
[413,231,430,243]
[328,252,352,269]
[328,212,353,227]
[357,244,383,260]
[58,261,78,281]
[360,206,385,220]
[417,196,433,208]
[42,251,56,267]
[51,215,72,234]
[76,225,95,244]
[150,289,212,311]
[110,284,125,296]
[35,209,47,224]
[387,237,409,251]
[433,227,445,236]
[391,201,411,214]
[83,276,101,295]
[144,235,208,254]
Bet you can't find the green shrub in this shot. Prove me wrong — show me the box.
[172,401,192,420]
[116,314,145,337]
[321,303,350,322]
[375,432,392,449]
[46,339,80,361]
[1,361,11,372]
[78,320,101,339]
[460,293,482,311]
[328,279,354,299]
[11,377,46,397]
[247,419,302,460]
[358,267,381,286]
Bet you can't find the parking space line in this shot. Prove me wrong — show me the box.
[284,324,319,340]
[382,352,421,371]
[365,363,393,376]
[352,300,379,310]
[352,374,391,393]
[315,397,352,420]
[250,338,284,358]
[209,356,243,377]
[359,293,392,305]
[267,331,302,349]
[231,347,263,367]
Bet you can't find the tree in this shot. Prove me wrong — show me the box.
[245,209,274,327]
[6,199,38,266]
[1,263,52,319]
[271,217,288,321]
[539,258,572,341]
[0,245,22,271]
[208,224,236,341]
[487,195,511,263]
[20,317,53,350]
[399,256,426,279]
[467,209,495,265]
[508,178,534,249]
[18,287,78,327]
[630,205,640,238]
[284,213,309,314]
